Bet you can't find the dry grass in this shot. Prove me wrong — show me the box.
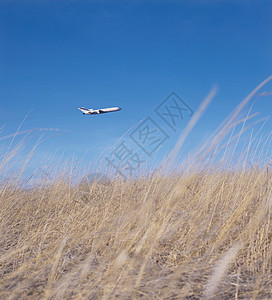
[1,78,272,299]
[1,169,272,299]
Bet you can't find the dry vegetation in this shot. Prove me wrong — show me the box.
[1,78,272,299]
[1,168,272,299]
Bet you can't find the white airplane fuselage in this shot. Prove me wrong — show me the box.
[78,107,121,115]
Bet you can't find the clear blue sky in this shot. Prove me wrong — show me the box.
[0,0,272,178]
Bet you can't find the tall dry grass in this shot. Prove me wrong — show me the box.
[1,76,272,299]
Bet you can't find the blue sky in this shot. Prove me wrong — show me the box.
[0,0,272,178]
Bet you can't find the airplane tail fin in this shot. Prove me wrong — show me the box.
[78,107,91,114]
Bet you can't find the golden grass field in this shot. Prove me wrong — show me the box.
[1,77,272,299]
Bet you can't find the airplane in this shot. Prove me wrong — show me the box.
[78,106,122,115]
